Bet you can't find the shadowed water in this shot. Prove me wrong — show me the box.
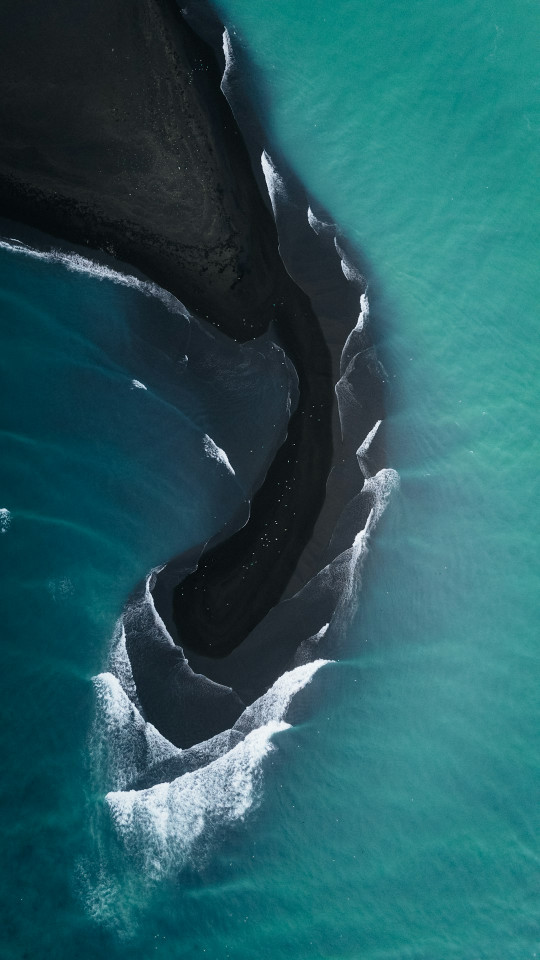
[1,0,539,955]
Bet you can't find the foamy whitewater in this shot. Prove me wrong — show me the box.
[89,146,397,886]
[0,27,397,898]
[0,237,188,316]
[2,0,537,954]
[84,30,398,890]
[261,150,288,220]
[96,609,329,877]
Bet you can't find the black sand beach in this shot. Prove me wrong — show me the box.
[0,0,333,658]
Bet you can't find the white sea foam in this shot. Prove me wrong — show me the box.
[0,237,190,317]
[356,420,382,478]
[307,206,332,235]
[348,470,399,566]
[108,619,140,706]
[93,614,331,873]
[82,146,398,882]
[261,151,287,218]
[131,379,147,391]
[291,628,329,668]
[334,238,366,288]
[234,659,331,734]
[341,468,399,600]
[220,28,235,97]
[357,421,382,461]
[346,290,371,343]
[94,672,181,793]
[289,469,398,655]
[295,625,332,666]
[203,434,235,475]
[106,720,288,876]
[358,292,370,325]
[0,507,11,533]
[335,345,385,443]
[339,290,371,379]
[366,468,400,524]
[122,567,181,663]
[334,360,357,439]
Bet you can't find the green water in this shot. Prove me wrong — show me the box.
[1,0,539,955]
[205,0,540,955]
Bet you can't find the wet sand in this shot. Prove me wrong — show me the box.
[0,0,333,658]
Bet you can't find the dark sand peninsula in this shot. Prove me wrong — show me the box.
[0,1,332,654]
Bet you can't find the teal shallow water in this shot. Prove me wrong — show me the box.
[0,241,295,954]
[1,0,539,955]
[205,0,540,955]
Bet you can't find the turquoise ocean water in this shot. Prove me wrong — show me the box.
[1,0,539,956]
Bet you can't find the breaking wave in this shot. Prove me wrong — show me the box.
[106,720,288,878]
[87,27,398,897]
[89,240,397,881]
[220,27,235,99]
[0,236,189,316]
[89,603,331,889]
[261,150,288,219]
[307,205,333,236]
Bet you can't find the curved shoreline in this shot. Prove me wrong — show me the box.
[0,0,392,754]
[0,0,334,658]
